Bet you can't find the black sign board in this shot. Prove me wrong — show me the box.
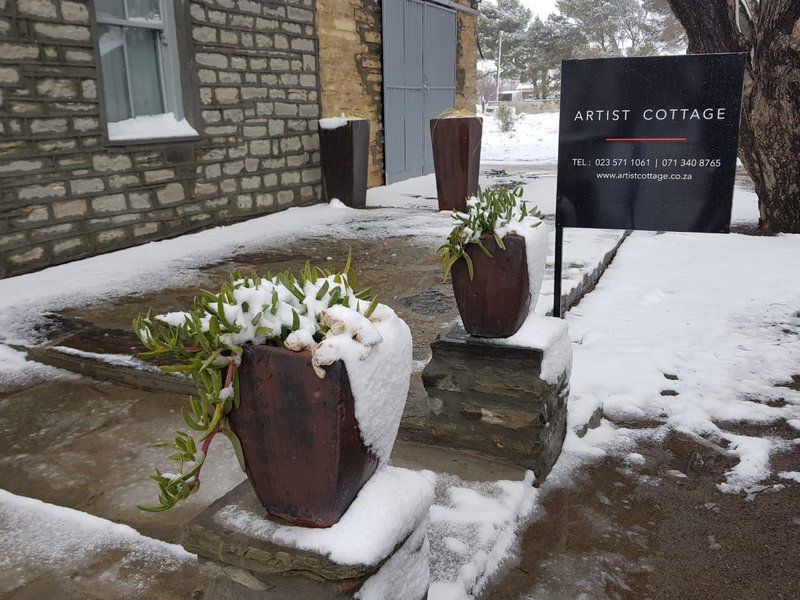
[553,53,746,316]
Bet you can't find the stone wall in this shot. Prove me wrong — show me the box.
[316,0,383,188]
[455,2,478,113]
[0,0,322,278]
[317,0,478,188]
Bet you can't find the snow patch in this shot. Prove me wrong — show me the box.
[564,231,800,493]
[0,344,75,390]
[107,113,198,142]
[481,112,559,164]
[491,313,572,384]
[0,489,192,592]
[216,466,433,566]
[428,471,538,598]
[318,116,364,130]
[329,198,351,210]
[356,518,430,600]
[51,345,161,373]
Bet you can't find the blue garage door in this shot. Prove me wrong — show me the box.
[382,0,457,184]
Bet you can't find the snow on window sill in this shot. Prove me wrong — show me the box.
[107,113,199,143]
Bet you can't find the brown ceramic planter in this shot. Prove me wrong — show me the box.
[318,118,370,208]
[451,234,530,338]
[430,116,482,212]
[229,344,378,528]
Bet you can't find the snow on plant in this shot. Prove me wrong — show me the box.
[133,254,380,512]
[438,186,544,280]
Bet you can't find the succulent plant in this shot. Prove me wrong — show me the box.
[133,254,378,512]
[438,186,543,280]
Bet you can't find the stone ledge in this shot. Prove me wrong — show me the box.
[183,468,432,599]
[414,319,572,479]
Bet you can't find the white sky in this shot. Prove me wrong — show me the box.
[519,0,558,20]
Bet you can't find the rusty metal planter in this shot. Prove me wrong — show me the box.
[229,344,378,528]
[319,118,370,209]
[430,116,482,212]
[451,234,530,338]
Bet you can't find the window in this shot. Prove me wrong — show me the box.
[95,0,197,141]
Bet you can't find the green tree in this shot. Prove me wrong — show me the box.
[519,15,589,97]
[555,0,685,56]
[478,0,532,79]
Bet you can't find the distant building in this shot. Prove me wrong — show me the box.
[0,0,478,277]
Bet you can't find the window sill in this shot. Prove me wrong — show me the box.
[106,113,200,146]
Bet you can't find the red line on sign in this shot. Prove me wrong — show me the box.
[606,137,688,142]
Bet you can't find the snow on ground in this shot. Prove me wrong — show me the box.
[0,166,769,597]
[427,471,538,599]
[561,231,800,493]
[0,489,192,596]
[481,112,560,164]
[0,344,75,391]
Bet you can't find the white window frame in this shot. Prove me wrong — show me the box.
[95,0,185,122]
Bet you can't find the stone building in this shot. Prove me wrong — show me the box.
[0,0,478,277]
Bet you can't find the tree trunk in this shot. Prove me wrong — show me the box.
[667,0,800,233]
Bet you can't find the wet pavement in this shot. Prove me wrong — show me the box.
[2,166,787,599]
[488,424,800,600]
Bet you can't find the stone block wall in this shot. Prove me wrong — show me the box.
[0,0,323,278]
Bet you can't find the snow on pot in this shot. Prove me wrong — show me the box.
[429,112,482,212]
[319,116,370,209]
[133,256,412,527]
[439,186,547,337]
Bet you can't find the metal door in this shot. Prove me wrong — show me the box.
[383,0,457,184]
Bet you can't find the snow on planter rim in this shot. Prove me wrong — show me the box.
[495,213,548,313]
[313,303,413,464]
[215,466,434,566]
[318,116,366,130]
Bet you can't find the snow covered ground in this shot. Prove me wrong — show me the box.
[481,112,560,164]
[0,160,790,598]
[0,489,194,596]
[558,231,800,494]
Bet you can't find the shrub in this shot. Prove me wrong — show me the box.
[495,105,517,132]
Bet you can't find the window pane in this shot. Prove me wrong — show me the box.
[98,25,131,122]
[126,0,160,21]
[125,27,164,117]
[95,0,125,19]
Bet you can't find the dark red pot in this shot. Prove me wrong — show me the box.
[318,118,370,208]
[229,344,378,528]
[451,234,530,338]
[430,116,482,212]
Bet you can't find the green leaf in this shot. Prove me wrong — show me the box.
[364,296,379,319]
[463,252,475,280]
[160,364,195,373]
[316,280,330,300]
[221,427,247,472]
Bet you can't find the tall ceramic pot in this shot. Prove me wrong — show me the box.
[451,226,547,338]
[429,116,482,212]
[318,117,370,208]
[229,344,378,528]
